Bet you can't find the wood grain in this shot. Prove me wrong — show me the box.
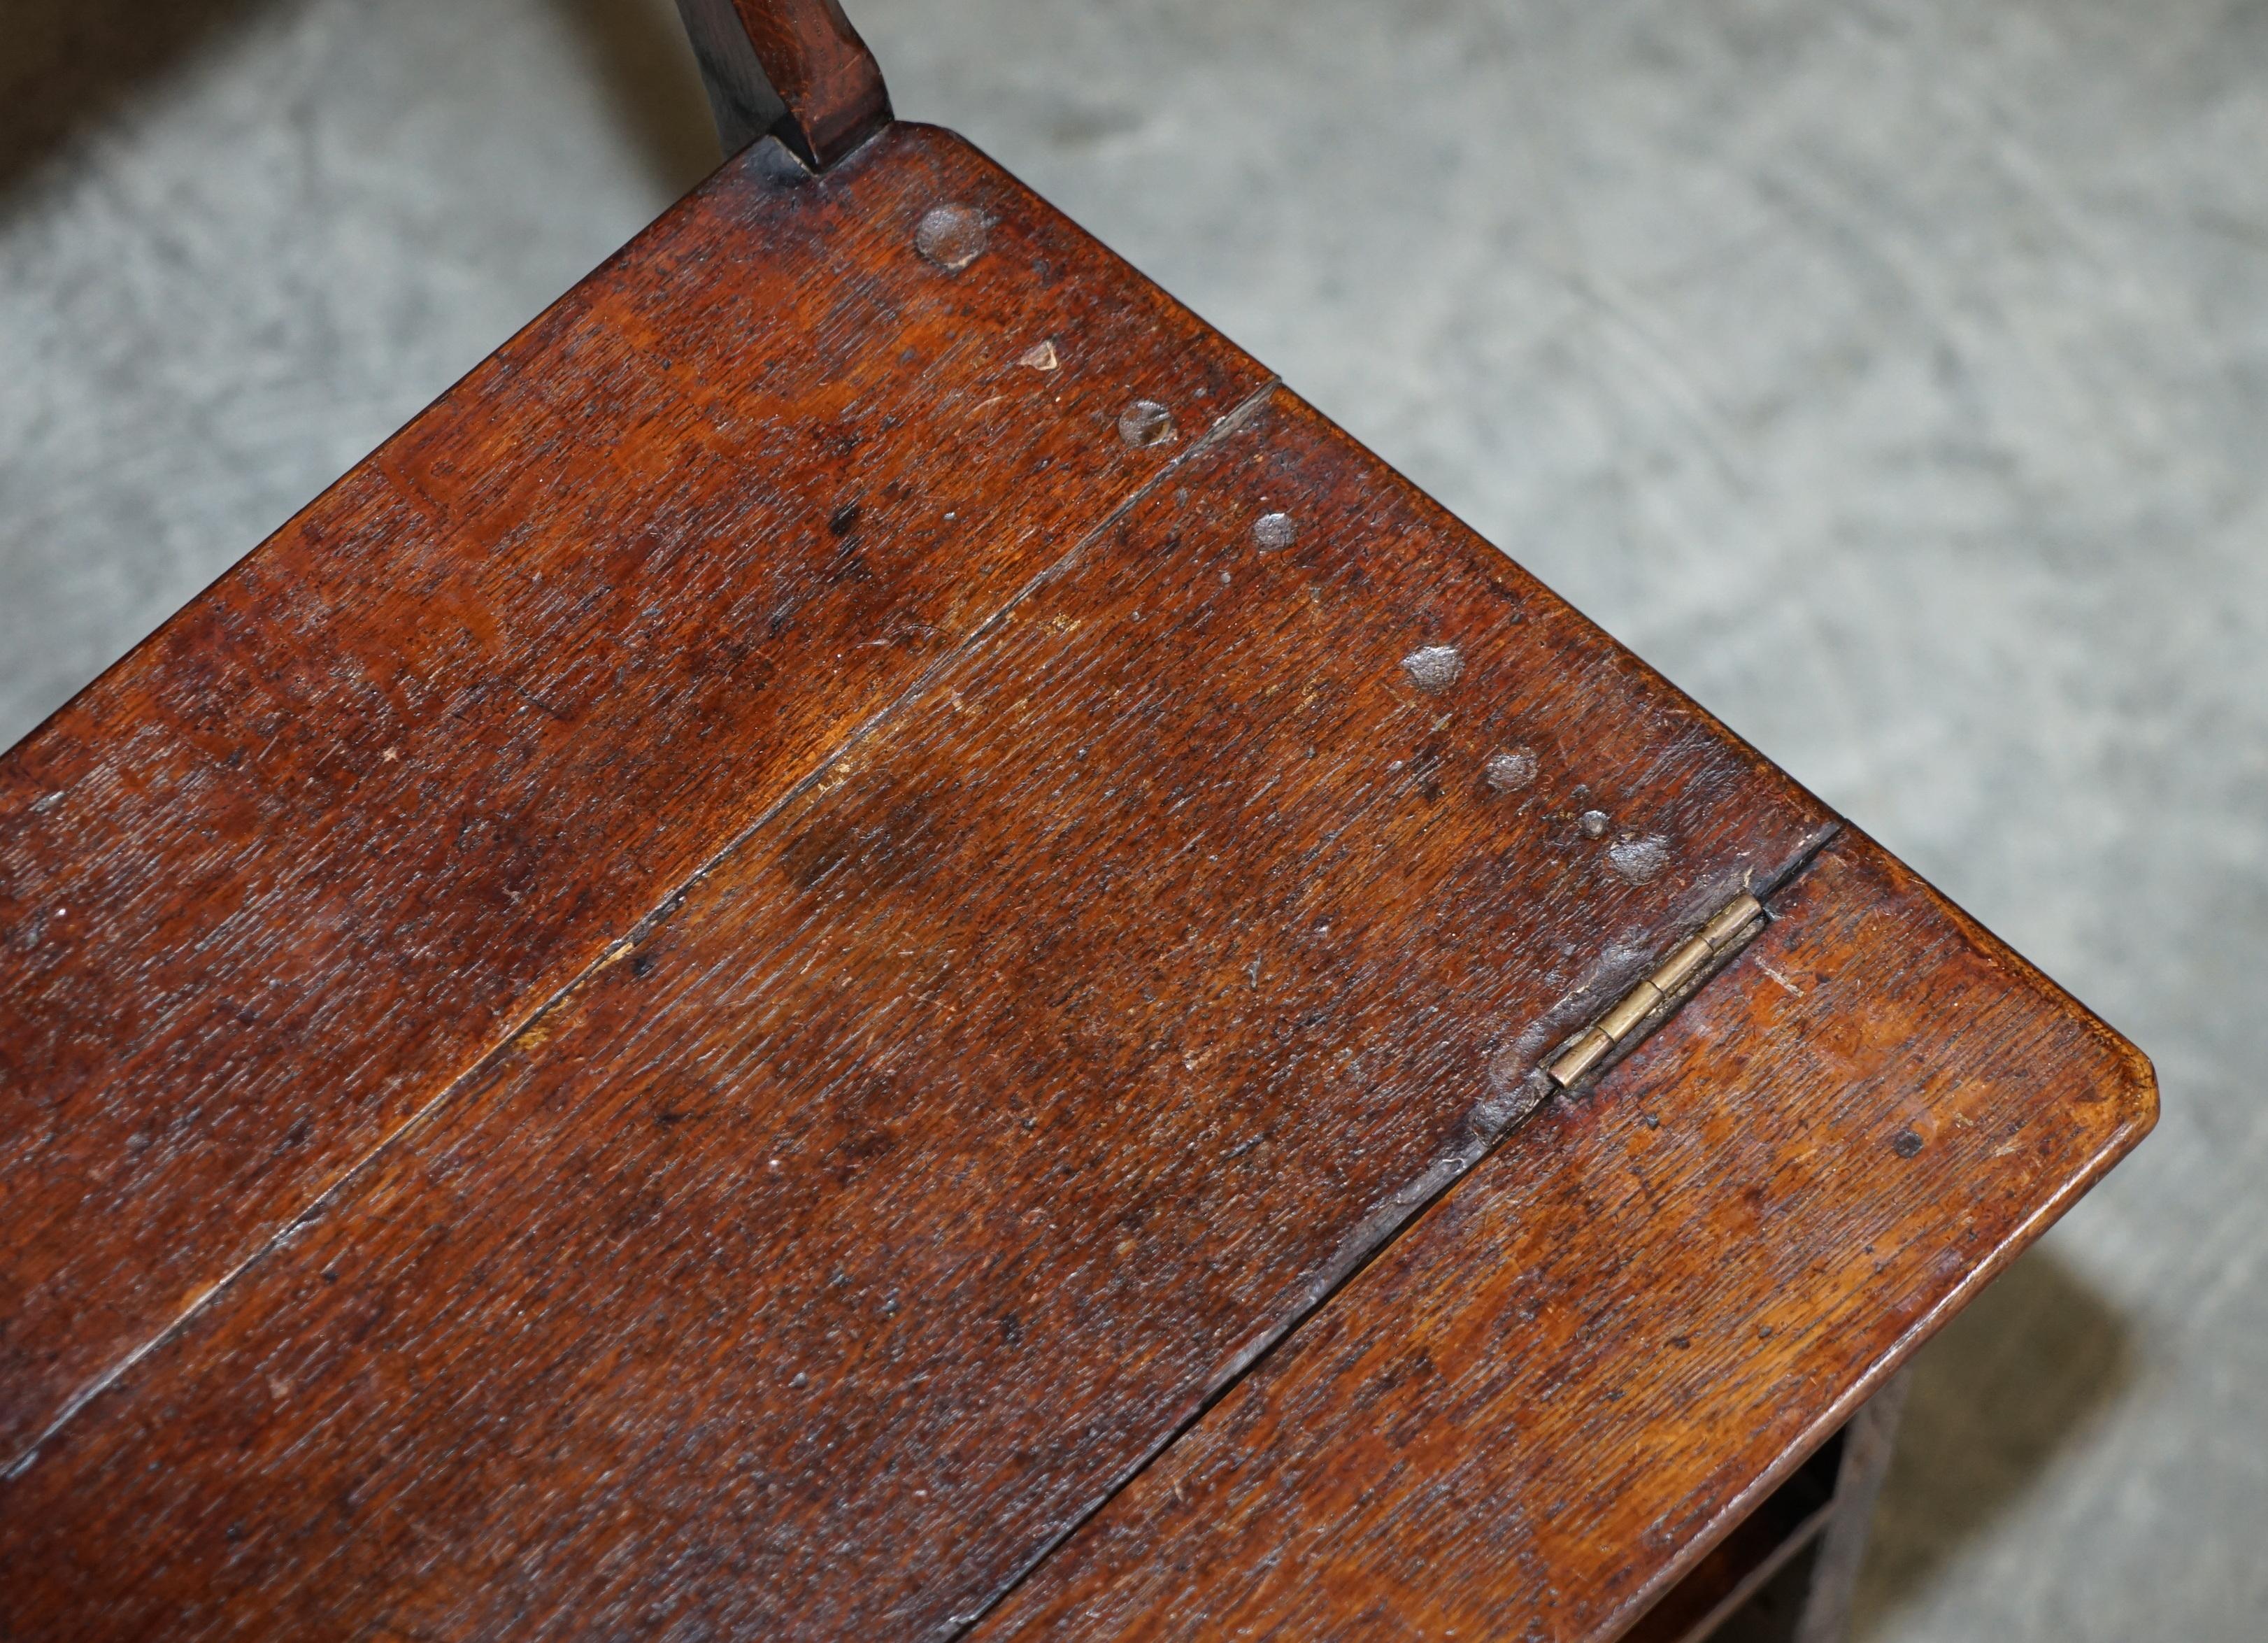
[0,387,1835,1640]
[971,833,2155,1642]
[724,0,892,167]
[0,121,1270,1470]
[0,67,2155,1637]
[1620,1428,1841,1643]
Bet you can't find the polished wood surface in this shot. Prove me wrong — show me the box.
[0,123,1264,1474]
[1621,1417,1844,1643]
[0,376,1840,1638]
[974,836,2153,1640]
[0,64,2153,1643]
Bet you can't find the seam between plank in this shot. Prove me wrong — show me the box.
[941,818,1846,1640]
[2,376,1286,1484]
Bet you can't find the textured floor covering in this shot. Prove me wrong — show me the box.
[3,0,2263,1634]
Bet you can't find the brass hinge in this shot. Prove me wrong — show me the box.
[1546,892,1767,1088]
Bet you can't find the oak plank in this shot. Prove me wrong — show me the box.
[973,833,2155,1642]
[0,121,1269,1466]
[716,0,893,166]
[0,390,1833,1640]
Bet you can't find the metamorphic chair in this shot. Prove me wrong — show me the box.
[0,3,2155,1640]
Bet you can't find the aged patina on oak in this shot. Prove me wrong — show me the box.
[0,3,2155,1639]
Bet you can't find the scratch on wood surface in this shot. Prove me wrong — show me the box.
[1755,957,1804,996]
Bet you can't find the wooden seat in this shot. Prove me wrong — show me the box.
[0,4,2154,1638]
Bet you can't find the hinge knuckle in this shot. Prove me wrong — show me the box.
[1546,891,1769,1090]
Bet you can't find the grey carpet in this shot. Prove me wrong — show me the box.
[2,0,2260,1633]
